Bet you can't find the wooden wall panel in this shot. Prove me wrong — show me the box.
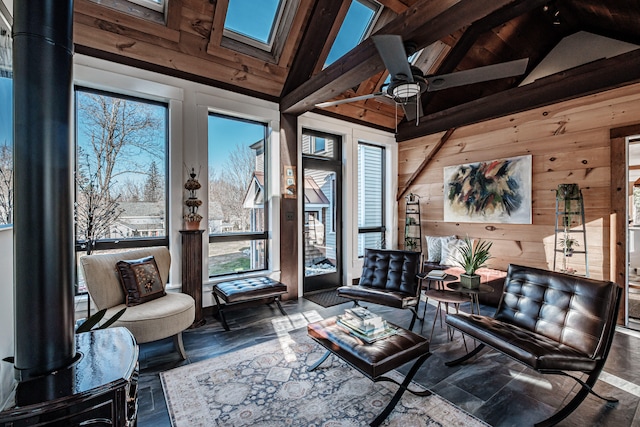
[398,81,640,281]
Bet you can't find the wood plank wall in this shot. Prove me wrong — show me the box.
[398,81,640,281]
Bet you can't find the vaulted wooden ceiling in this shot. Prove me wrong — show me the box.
[73,0,640,142]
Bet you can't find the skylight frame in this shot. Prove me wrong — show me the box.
[323,0,383,69]
[127,0,165,14]
[223,0,287,52]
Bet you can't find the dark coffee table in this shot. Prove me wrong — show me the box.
[307,316,431,427]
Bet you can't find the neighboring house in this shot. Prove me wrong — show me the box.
[111,201,165,238]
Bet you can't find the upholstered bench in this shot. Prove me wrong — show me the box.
[212,277,287,331]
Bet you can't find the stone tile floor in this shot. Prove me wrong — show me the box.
[134,297,640,427]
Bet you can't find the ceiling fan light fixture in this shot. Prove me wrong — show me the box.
[392,82,421,99]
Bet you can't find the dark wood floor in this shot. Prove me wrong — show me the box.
[136,297,640,427]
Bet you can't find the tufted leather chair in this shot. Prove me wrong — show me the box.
[446,264,621,426]
[337,248,421,330]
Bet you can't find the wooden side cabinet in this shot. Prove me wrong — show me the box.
[0,327,138,426]
[180,229,205,327]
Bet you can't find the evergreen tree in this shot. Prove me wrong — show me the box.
[144,160,162,202]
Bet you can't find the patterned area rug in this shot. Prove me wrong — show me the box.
[160,330,489,427]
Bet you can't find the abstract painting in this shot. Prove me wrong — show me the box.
[444,155,532,224]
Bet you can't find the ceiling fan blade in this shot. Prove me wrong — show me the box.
[400,96,423,124]
[315,92,387,108]
[426,58,529,92]
[372,34,414,83]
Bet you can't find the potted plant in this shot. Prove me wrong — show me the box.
[405,236,418,251]
[184,167,203,230]
[559,236,579,257]
[454,236,493,289]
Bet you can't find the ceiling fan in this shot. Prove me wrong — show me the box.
[316,34,529,125]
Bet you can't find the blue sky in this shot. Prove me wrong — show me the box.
[325,0,377,67]
[224,0,280,43]
[208,114,265,171]
[0,77,11,147]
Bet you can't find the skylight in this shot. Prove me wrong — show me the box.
[128,0,165,14]
[224,0,284,49]
[324,0,380,68]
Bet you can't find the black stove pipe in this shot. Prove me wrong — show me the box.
[12,0,76,381]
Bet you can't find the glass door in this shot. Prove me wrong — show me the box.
[628,137,640,328]
[302,130,342,293]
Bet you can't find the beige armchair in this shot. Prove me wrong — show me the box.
[80,247,195,359]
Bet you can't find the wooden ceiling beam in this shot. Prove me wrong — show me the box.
[280,0,524,114]
[396,48,640,141]
[419,0,550,113]
[281,0,346,97]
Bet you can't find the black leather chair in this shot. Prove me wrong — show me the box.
[337,248,421,330]
[446,264,622,427]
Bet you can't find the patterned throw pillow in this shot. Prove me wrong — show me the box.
[440,238,468,266]
[116,256,166,306]
[425,235,456,263]
[425,236,443,262]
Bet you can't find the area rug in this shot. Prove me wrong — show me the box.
[160,330,489,427]
[303,288,351,308]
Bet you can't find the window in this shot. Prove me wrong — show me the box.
[74,88,168,285]
[87,0,166,24]
[0,23,12,227]
[302,132,338,159]
[324,0,380,68]
[313,136,326,154]
[357,142,385,256]
[224,0,284,50]
[128,0,165,13]
[208,113,270,277]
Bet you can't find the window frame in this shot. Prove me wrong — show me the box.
[73,86,170,253]
[0,20,12,227]
[324,0,382,68]
[223,0,286,51]
[207,112,271,277]
[357,141,386,256]
[128,0,165,13]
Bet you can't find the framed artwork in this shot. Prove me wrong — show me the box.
[444,155,532,224]
[283,166,296,198]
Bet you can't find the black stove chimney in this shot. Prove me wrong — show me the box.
[12,0,76,381]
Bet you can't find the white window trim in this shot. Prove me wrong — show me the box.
[196,91,281,290]
[73,54,280,309]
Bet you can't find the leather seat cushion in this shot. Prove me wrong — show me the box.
[446,312,598,372]
[308,317,429,379]
[337,285,418,309]
[214,277,287,303]
[105,292,195,344]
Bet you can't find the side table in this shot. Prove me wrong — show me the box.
[418,273,466,340]
[446,282,494,314]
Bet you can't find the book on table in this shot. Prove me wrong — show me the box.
[337,307,397,343]
[426,270,447,280]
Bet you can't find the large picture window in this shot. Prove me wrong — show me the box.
[357,142,385,257]
[208,113,269,277]
[74,88,168,291]
[0,23,12,226]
